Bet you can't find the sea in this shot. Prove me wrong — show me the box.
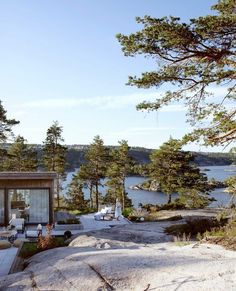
[63,165,236,208]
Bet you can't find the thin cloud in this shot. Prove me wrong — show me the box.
[17,92,160,110]
[105,126,183,138]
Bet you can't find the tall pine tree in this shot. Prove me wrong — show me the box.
[66,173,88,211]
[0,101,19,170]
[4,135,38,171]
[80,136,108,211]
[149,138,210,207]
[117,0,236,146]
[105,140,133,209]
[42,121,67,208]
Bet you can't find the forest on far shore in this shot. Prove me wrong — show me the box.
[35,145,234,171]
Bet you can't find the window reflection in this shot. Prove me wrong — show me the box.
[0,190,4,224]
[9,189,49,223]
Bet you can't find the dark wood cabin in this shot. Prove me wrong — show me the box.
[0,172,56,226]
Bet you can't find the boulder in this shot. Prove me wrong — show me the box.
[13,238,29,248]
[0,240,11,249]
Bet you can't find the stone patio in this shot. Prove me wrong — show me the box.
[0,247,18,277]
[79,213,131,231]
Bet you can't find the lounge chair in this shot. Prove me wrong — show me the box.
[9,218,25,233]
[94,207,113,221]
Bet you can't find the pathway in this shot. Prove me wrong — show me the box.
[79,213,130,231]
[0,247,18,277]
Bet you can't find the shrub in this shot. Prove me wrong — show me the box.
[122,207,133,218]
[165,218,224,237]
[141,204,160,212]
[57,218,80,225]
[37,224,54,250]
[159,201,186,210]
[69,208,97,216]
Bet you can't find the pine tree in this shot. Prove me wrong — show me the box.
[42,121,67,208]
[149,138,210,206]
[117,0,236,146]
[0,101,19,170]
[80,136,108,211]
[0,101,19,143]
[77,164,95,209]
[105,140,133,209]
[66,173,88,211]
[4,135,38,171]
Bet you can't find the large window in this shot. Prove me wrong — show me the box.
[8,189,49,223]
[0,190,4,224]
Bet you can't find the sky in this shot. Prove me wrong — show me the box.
[0,0,229,151]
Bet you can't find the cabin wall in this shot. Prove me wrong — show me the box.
[0,178,55,226]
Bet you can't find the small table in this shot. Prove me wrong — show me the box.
[0,230,17,243]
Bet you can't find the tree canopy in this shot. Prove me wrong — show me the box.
[82,135,109,211]
[0,100,19,143]
[105,140,133,209]
[4,135,38,171]
[43,121,67,207]
[117,0,236,146]
[149,138,210,207]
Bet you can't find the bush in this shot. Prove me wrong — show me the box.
[57,218,80,225]
[141,204,160,212]
[122,207,133,218]
[165,218,224,237]
[159,201,186,210]
[69,208,97,216]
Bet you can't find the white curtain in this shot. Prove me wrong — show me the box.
[29,189,49,223]
[0,190,4,224]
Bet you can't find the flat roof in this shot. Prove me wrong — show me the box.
[0,172,57,180]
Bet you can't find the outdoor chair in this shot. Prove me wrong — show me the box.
[9,218,25,233]
[94,206,113,221]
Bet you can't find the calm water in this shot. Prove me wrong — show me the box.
[64,165,236,208]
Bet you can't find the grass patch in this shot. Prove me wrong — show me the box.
[174,241,191,247]
[19,242,38,259]
[203,220,236,250]
[19,237,67,259]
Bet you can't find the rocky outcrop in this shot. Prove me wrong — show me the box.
[129,178,226,192]
[1,220,236,290]
[208,179,226,189]
[129,179,161,191]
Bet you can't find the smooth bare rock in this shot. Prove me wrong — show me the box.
[1,222,236,290]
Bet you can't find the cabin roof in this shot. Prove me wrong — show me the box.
[0,172,57,180]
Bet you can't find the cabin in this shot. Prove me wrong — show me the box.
[0,172,56,226]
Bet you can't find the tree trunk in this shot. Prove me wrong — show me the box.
[121,178,125,210]
[95,182,99,211]
[89,185,93,208]
[57,177,60,208]
[167,193,172,204]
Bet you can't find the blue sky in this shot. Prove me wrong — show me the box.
[0,0,228,151]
